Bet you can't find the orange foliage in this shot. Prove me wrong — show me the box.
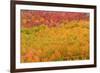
[21,10,90,63]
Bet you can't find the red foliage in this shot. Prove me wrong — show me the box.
[21,10,89,28]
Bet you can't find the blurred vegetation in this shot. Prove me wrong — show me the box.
[21,20,89,63]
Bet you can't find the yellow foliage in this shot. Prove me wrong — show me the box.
[21,20,90,63]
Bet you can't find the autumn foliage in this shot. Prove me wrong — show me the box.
[21,10,90,63]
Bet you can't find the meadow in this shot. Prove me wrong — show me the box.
[20,10,90,63]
